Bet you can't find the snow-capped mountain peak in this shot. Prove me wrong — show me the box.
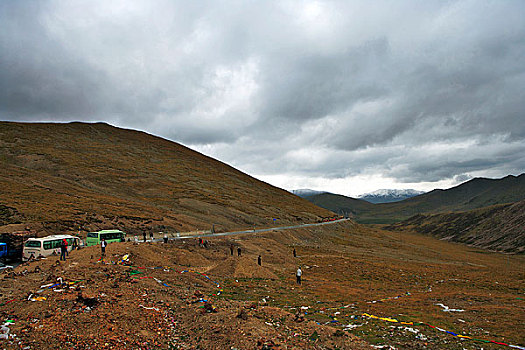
[358,189,425,203]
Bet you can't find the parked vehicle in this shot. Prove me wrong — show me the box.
[0,231,36,261]
[22,235,81,261]
[0,261,13,271]
[0,243,7,260]
[85,230,125,247]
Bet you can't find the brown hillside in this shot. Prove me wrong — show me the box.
[0,122,335,236]
[386,200,525,253]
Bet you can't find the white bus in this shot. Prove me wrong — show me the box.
[22,235,81,261]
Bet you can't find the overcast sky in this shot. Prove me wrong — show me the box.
[1,1,524,197]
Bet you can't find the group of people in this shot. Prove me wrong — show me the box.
[229,244,263,266]
[229,244,241,256]
[60,232,305,285]
[227,244,302,284]
[198,238,209,248]
[142,231,154,242]
[134,232,171,243]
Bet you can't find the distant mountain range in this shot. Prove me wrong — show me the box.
[291,189,327,197]
[303,174,525,224]
[293,188,425,203]
[358,189,425,203]
[302,174,525,252]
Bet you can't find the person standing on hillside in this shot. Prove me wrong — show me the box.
[293,248,296,258]
[60,239,67,261]
[237,247,241,256]
[101,238,107,257]
[296,266,302,285]
[150,232,154,241]
[230,244,234,256]
[163,233,168,244]
[142,231,147,242]
[258,255,262,266]
[64,238,69,256]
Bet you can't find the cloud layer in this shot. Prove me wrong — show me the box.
[1,0,524,195]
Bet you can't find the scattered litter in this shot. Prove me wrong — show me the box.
[343,323,363,330]
[403,327,419,334]
[0,322,10,340]
[28,294,46,302]
[139,305,160,311]
[368,291,411,304]
[436,303,465,312]
[362,313,525,349]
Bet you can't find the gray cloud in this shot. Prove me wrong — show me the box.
[1,0,524,194]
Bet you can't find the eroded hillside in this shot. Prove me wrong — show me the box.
[386,201,525,253]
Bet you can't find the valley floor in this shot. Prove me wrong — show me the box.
[1,221,523,349]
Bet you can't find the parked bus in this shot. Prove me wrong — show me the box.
[22,235,81,261]
[0,243,7,261]
[85,229,125,247]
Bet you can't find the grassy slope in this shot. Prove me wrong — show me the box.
[0,122,335,235]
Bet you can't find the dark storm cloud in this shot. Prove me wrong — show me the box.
[0,3,111,119]
[1,0,524,193]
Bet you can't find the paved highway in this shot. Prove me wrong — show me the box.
[170,218,351,241]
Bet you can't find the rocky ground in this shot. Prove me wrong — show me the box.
[0,221,524,349]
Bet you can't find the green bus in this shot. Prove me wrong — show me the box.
[85,229,125,246]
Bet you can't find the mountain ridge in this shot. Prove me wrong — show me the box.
[304,174,525,224]
[291,189,327,197]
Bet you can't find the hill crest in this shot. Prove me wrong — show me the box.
[0,122,336,236]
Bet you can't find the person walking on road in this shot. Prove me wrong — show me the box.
[163,233,168,244]
[296,266,302,285]
[143,231,147,242]
[150,232,154,241]
[101,238,107,257]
